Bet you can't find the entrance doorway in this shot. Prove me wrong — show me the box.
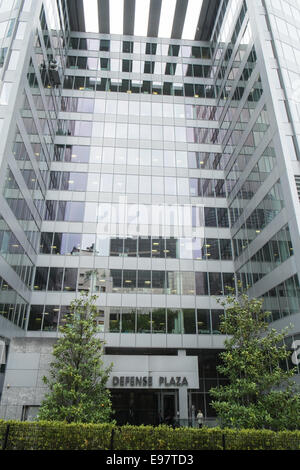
[156,391,178,425]
[110,389,178,426]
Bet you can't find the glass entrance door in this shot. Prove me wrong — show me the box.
[157,391,178,425]
[110,389,179,426]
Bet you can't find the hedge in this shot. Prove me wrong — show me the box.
[1,421,300,450]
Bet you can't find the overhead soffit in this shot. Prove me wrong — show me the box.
[69,0,221,41]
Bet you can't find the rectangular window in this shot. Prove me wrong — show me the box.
[167,309,183,334]
[0,82,12,105]
[195,272,209,295]
[34,267,48,290]
[7,50,19,70]
[183,309,196,334]
[197,310,211,334]
[152,308,166,333]
[48,268,63,291]
[209,273,223,295]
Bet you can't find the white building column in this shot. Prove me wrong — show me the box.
[178,387,188,421]
[177,350,188,421]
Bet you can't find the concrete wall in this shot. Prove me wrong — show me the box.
[0,337,55,420]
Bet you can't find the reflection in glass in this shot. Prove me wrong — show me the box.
[167,309,183,334]
[110,309,121,332]
[43,305,60,331]
[137,308,151,333]
[183,309,196,334]
[121,308,136,333]
[62,268,77,291]
[152,308,166,333]
[48,267,63,291]
[197,310,211,335]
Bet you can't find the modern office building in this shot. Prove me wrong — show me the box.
[0,0,300,425]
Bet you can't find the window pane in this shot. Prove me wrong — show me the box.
[48,268,63,291]
[40,232,53,254]
[81,234,95,254]
[211,310,223,334]
[167,309,183,334]
[138,237,151,258]
[137,308,151,333]
[152,271,166,294]
[123,270,137,292]
[195,272,209,295]
[121,309,136,333]
[63,268,78,291]
[209,273,222,295]
[137,270,151,292]
[183,309,196,334]
[152,308,166,333]
[109,309,121,332]
[124,238,137,257]
[34,267,48,290]
[197,310,211,334]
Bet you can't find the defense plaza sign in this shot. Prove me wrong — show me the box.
[103,355,199,389]
[112,376,189,388]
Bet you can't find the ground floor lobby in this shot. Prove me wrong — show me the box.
[110,389,217,426]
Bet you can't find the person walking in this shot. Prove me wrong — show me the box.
[196,409,204,428]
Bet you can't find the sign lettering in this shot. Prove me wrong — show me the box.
[112,375,189,388]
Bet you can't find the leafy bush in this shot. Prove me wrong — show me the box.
[1,421,300,450]
[0,421,114,450]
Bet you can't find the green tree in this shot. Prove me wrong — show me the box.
[37,292,113,423]
[210,285,300,430]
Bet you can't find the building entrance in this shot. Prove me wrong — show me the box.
[110,389,178,426]
[156,391,178,426]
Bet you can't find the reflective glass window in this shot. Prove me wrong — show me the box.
[63,268,78,291]
[167,309,183,334]
[197,310,211,334]
[111,269,122,292]
[121,309,136,333]
[34,267,48,290]
[195,272,209,295]
[137,271,151,292]
[152,271,166,294]
[183,309,196,334]
[48,267,63,291]
[124,238,137,257]
[40,232,53,254]
[137,308,151,333]
[138,237,151,258]
[211,310,223,334]
[123,270,137,292]
[81,234,95,254]
[101,174,113,192]
[209,273,223,295]
[152,308,166,333]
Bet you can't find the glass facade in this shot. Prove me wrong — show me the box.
[1,0,300,423]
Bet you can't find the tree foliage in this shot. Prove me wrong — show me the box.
[210,285,300,430]
[37,292,113,424]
